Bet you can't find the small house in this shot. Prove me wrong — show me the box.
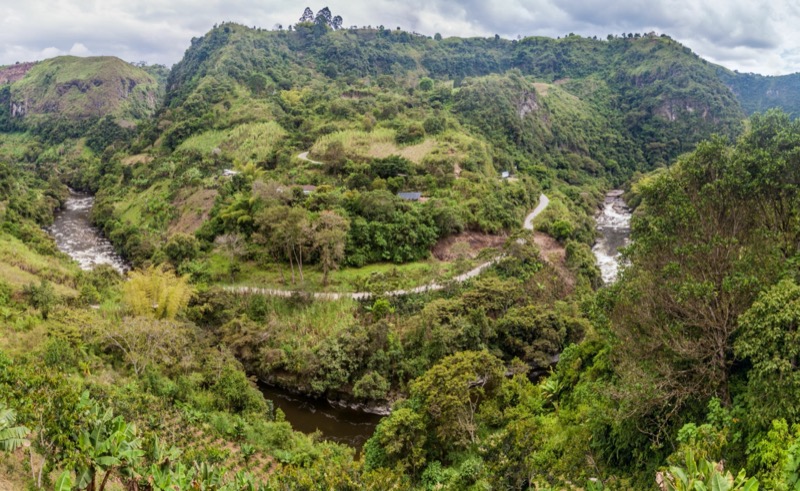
[397,192,422,201]
[501,171,510,179]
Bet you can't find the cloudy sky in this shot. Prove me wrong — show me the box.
[1,0,799,75]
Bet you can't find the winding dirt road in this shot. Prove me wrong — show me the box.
[224,194,549,300]
[297,151,323,165]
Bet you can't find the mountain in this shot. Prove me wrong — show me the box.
[719,68,800,116]
[0,56,162,129]
[160,26,743,173]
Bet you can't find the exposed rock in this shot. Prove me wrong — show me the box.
[11,101,26,117]
[517,90,539,119]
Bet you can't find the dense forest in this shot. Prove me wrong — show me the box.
[1,9,800,490]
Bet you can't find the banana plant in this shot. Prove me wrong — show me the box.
[71,397,144,491]
[656,450,759,491]
[0,404,29,452]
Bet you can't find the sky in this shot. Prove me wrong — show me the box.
[1,0,799,75]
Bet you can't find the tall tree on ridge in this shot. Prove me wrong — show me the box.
[299,7,314,22]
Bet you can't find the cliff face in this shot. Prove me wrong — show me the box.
[4,56,162,124]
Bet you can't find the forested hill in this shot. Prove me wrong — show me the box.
[157,24,744,175]
[719,68,800,116]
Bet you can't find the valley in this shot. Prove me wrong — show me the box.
[1,13,799,490]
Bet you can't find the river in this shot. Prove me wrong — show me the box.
[48,191,129,273]
[592,190,632,284]
[258,384,382,452]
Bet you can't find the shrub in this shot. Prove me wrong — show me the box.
[353,371,390,400]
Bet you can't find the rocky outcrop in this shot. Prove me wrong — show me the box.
[11,101,27,117]
[656,98,711,122]
[517,90,539,119]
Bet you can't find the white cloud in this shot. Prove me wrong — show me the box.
[69,43,91,57]
[0,0,798,74]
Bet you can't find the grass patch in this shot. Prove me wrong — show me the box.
[177,121,287,164]
[0,234,79,296]
[309,128,395,161]
[367,138,437,164]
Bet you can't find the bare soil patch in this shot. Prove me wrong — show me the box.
[168,188,218,235]
[433,231,507,261]
[533,232,574,288]
[122,154,153,166]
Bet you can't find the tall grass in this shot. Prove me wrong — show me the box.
[310,128,395,160]
[177,122,287,163]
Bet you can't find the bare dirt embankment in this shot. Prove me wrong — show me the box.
[432,232,507,260]
[0,62,36,84]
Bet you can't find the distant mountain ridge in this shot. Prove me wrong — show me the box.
[718,68,800,116]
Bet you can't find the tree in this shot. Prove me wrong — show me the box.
[100,317,190,376]
[609,135,781,449]
[163,233,199,267]
[737,110,800,258]
[495,307,586,367]
[370,155,411,179]
[364,407,427,476]
[215,233,245,281]
[122,266,194,320]
[410,350,505,446]
[256,206,313,284]
[331,15,343,30]
[418,77,434,91]
[24,279,57,320]
[315,7,332,26]
[353,371,390,400]
[299,7,314,22]
[735,279,800,425]
[312,211,350,286]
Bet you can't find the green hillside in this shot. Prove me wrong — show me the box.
[160,26,742,171]
[1,56,161,127]
[719,68,800,116]
[91,25,747,272]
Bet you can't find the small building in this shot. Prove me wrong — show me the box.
[501,171,510,179]
[397,192,422,201]
[301,185,317,195]
[222,169,240,177]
